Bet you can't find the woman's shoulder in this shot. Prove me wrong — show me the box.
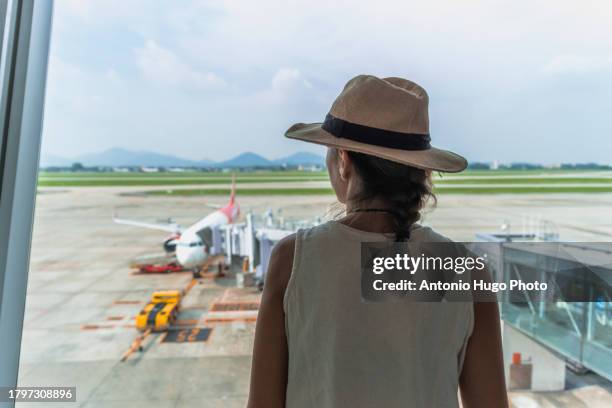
[300,221,336,238]
[265,223,331,287]
[263,233,296,294]
[272,233,297,260]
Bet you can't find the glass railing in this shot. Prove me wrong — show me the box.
[498,243,612,381]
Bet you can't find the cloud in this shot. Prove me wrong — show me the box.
[105,68,120,82]
[44,0,612,162]
[134,40,226,91]
[542,54,612,75]
[246,68,325,116]
[45,56,105,112]
[271,68,312,97]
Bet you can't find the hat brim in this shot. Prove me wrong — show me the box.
[285,122,468,173]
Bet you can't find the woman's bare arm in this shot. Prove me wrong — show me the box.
[459,301,508,408]
[247,234,295,408]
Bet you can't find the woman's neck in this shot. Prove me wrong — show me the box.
[341,198,397,234]
[344,197,390,213]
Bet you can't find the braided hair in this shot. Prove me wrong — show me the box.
[346,151,436,241]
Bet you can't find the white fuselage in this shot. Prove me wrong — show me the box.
[115,184,239,271]
[174,201,239,269]
[174,233,206,269]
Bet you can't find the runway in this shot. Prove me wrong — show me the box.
[17,187,612,406]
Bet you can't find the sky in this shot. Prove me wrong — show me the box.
[41,0,612,164]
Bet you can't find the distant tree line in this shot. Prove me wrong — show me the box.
[40,162,325,173]
[41,161,612,172]
[468,162,611,170]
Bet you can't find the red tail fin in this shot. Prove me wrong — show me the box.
[229,173,236,205]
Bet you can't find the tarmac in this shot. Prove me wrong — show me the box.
[16,187,612,407]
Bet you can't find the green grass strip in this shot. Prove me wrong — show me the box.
[38,171,328,178]
[434,177,612,185]
[140,186,612,196]
[37,177,328,187]
[145,188,335,196]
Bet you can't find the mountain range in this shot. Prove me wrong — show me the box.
[40,148,325,168]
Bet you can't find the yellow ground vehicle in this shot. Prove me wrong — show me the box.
[151,290,181,304]
[135,290,181,331]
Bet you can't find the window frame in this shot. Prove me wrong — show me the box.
[0,0,53,400]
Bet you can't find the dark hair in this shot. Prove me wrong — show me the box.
[346,151,436,241]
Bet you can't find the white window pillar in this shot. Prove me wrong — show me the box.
[0,0,53,401]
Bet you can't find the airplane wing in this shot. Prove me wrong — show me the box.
[113,215,182,233]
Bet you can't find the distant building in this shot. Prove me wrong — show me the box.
[297,164,324,172]
[467,162,491,170]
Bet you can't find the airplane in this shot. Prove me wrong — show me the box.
[113,177,239,271]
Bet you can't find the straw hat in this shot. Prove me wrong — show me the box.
[285,74,467,172]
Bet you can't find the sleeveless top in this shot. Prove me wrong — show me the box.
[283,221,474,408]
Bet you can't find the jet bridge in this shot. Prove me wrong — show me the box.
[477,232,612,389]
[218,212,318,288]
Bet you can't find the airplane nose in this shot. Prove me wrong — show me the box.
[176,246,205,269]
[176,247,193,268]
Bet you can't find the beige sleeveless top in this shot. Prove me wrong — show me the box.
[283,221,474,408]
